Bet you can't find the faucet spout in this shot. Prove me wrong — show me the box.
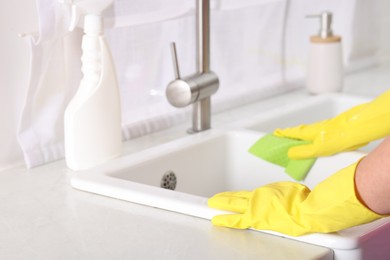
[166,0,219,133]
[197,0,210,73]
[193,0,211,133]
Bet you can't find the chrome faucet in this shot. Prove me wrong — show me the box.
[166,0,219,133]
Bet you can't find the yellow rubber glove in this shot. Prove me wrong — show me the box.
[274,90,390,159]
[208,162,383,236]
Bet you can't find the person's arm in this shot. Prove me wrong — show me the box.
[355,136,390,215]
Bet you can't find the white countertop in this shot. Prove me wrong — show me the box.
[2,64,390,259]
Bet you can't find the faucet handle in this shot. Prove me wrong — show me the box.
[167,41,197,108]
[166,41,219,108]
[170,42,181,79]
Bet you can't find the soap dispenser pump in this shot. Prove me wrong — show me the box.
[306,11,343,94]
[62,0,122,171]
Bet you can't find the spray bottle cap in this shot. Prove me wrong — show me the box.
[306,11,334,39]
[58,0,113,33]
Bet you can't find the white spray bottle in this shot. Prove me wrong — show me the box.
[62,0,122,171]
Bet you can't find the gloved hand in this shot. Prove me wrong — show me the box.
[274,90,390,159]
[208,161,382,236]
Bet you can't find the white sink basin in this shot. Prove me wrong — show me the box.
[72,129,363,208]
[71,93,390,259]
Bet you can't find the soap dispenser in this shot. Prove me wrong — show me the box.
[62,0,122,171]
[306,11,343,94]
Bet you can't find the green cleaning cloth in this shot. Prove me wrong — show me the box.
[248,134,316,181]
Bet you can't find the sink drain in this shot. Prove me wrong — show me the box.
[161,171,177,190]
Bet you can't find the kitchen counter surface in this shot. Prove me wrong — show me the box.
[2,64,390,259]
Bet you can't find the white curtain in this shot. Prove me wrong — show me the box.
[17,0,383,168]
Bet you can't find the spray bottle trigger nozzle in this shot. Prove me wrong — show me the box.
[69,4,81,31]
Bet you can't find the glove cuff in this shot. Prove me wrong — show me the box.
[300,161,383,234]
